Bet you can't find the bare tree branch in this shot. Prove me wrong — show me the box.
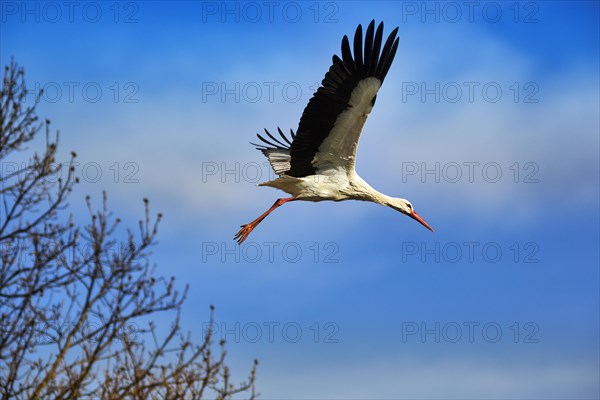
[0,60,258,400]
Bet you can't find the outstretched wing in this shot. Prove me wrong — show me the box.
[287,20,399,177]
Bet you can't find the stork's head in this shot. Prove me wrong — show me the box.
[388,198,434,232]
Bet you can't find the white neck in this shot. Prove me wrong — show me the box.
[348,172,396,206]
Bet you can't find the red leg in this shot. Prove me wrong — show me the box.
[234,197,296,244]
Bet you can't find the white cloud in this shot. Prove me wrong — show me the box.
[258,355,598,398]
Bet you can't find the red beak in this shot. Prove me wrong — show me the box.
[410,211,434,232]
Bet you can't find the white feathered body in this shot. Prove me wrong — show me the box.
[259,168,385,204]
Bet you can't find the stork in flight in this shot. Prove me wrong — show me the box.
[235,20,433,244]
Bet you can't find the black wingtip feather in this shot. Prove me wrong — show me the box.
[278,127,292,146]
[370,22,384,75]
[379,37,399,80]
[250,141,267,149]
[253,128,295,151]
[341,35,353,67]
[263,128,288,148]
[377,27,399,77]
[363,21,375,75]
[256,133,274,147]
[353,24,363,69]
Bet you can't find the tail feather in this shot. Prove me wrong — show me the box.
[251,127,295,176]
[261,148,291,176]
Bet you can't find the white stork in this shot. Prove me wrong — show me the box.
[235,20,433,244]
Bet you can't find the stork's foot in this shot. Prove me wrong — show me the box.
[234,197,296,245]
[234,223,256,245]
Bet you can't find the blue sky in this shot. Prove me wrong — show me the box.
[1,1,599,398]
